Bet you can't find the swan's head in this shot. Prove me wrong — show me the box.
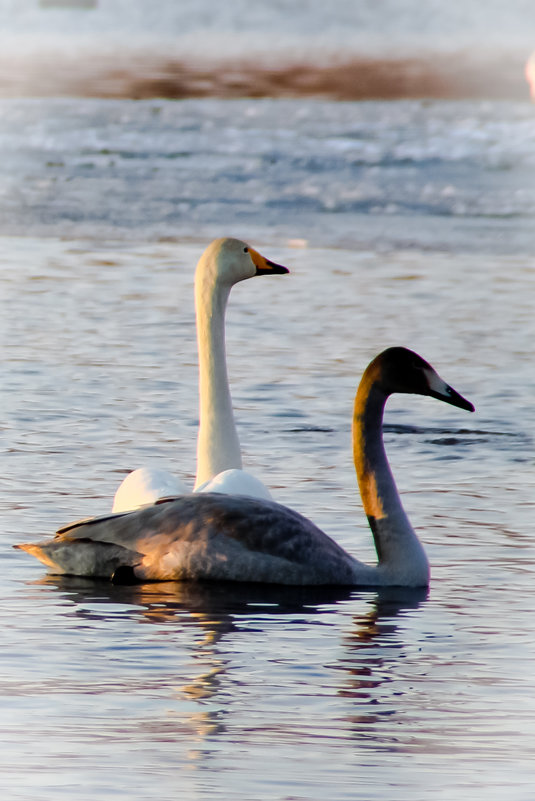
[374,347,474,412]
[197,237,289,287]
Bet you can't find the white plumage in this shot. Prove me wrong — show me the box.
[112,237,288,513]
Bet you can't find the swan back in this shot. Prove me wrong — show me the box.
[112,467,188,513]
[19,494,363,586]
[195,468,273,500]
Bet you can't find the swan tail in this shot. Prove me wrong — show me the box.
[15,538,141,579]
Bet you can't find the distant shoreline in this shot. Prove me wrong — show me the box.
[0,51,530,101]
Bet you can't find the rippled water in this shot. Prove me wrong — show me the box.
[2,98,535,252]
[1,93,535,799]
[2,232,535,800]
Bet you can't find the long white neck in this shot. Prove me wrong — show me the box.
[194,274,242,489]
[352,378,429,586]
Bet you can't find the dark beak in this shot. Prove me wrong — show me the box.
[429,383,475,413]
[255,257,289,276]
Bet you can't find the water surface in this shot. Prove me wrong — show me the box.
[1,98,535,253]
[2,228,535,799]
[1,68,535,801]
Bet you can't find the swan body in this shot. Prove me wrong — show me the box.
[111,467,188,513]
[17,348,474,588]
[195,468,273,501]
[112,238,288,513]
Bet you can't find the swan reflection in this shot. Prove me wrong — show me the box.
[33,574,356,629]
[27,576,428,754]
[32,574,426,649]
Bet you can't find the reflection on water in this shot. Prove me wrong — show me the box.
[19,573,428,725]
[18,566,535,801]
[35,573,359,627]
[5,572,430,791]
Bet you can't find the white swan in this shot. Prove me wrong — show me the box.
[17,348,474,587]
[112,237,288,513]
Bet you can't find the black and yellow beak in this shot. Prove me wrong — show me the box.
[249,247,289,276]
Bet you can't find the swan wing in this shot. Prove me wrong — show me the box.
[17,494,361,586]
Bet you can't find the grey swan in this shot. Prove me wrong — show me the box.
[17,347,474,587]
[111,237,288,513]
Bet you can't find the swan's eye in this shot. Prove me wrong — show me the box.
[243,247,249,253]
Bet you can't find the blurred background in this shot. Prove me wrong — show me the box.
[0,0,533,100]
